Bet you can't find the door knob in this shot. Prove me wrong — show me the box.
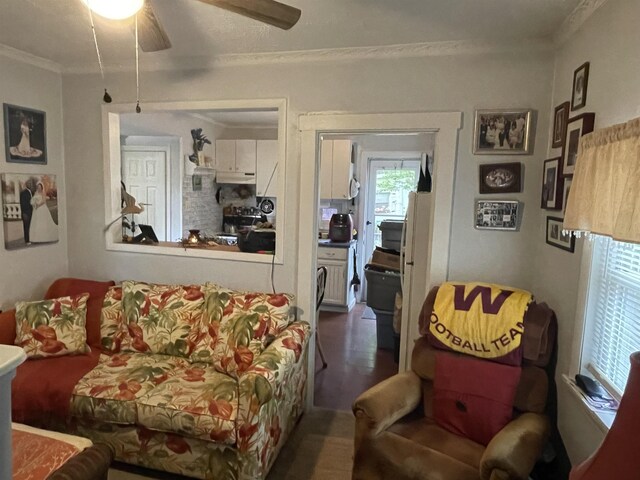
[366,221,372,226]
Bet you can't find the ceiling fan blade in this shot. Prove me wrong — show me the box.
[196,0,301,30]
[136,2,172,52]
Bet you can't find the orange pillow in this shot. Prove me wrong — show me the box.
[15,293,91,358]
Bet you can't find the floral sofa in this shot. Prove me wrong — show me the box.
[1,278,310,480]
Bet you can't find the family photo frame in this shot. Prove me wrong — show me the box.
[541,157,564,210]
[562,112,596,176]
[478,162,522,194]
[474,200,520,231]
[546,216,575,252]
[552,101,570,149]
[3,103,47,165]
[473,109,533,155]
[571,62,590,111]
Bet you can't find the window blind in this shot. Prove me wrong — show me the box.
[586,236,640,396]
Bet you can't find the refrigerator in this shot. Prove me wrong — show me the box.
[399,191,432,370]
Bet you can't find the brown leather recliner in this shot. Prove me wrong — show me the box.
[352,335,550,480]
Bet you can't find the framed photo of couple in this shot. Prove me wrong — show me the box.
[1,173,59,250]
[473,109,533,155]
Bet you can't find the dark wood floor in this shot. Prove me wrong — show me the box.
[314,303,398,411]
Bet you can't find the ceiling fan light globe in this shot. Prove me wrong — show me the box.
[82,0,144,20]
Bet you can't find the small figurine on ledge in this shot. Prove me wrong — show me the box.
[189,128,211,165]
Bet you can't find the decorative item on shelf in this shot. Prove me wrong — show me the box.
[3,104,47,165]
[189,128,211,165]
[474,200,520,231]
[187,229,201,245]
[541,157,564,210]
[546,216,575,252]
[478,162,522,194]
[552,101,571,149]
[571,62,590,111]
[473,109,533,155]
[562,113,596,176]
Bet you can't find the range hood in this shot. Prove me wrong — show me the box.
[216,172,256,184]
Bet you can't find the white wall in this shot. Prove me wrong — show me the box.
[62,51,553,298]
[532,0,640,464]
[0,56,68,309]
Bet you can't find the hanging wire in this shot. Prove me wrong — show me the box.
[135,14,141,113]
[85,1,112,103]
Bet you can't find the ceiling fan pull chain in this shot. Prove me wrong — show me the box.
[135,14,141,113]
[85,2,111,103]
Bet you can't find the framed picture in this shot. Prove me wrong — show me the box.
[1,173,59,250]
[571,62,590,111]
[473,109,533,155]
[552,101,570,148]
[3,104,47,164]
[562,177,573,215]
[562,112,596,176]
[541,157,564,210]
[546,216,575,252]
[479,162,522,194]
[474,200,520,231]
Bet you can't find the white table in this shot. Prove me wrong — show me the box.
[0,345,26,480]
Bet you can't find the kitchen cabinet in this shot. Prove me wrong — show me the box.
[318,243,356,311]
[215,140,256,175]
[256,140,278,197]
[320,139,354,200]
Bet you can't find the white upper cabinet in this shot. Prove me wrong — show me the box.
[215,139,256,175]
[320,139,354,200]
[256,140,278,197]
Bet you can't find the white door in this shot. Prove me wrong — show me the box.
[319,139,334,200]
[362,158,421,301]
[256,140,278,197]
[121,145,170,241]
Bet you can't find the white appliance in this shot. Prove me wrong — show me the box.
[399,191,432,371]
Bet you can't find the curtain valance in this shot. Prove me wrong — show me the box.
[564,117,640,243]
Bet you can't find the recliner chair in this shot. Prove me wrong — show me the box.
[352,335,550,480]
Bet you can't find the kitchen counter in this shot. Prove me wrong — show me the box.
[318,239,356,248]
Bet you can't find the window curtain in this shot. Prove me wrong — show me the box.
[564,117,640,243]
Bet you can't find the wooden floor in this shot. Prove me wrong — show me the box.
[314,303,398,411]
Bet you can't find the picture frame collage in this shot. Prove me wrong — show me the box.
[472,109,533,231]
[1,103,58,251]
[543,61,594,253]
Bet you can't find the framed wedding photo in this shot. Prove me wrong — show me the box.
[479,162,522,194]
[473,109,533,155]
[571,62,590,111]
[552,101,570,148]
[541,157,564,210]
[3,103,47,165]
[562,113,596,176]
[546,216,575,253]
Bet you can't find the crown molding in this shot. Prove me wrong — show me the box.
[63,38,554,74]
[0,44,62,73]
[554,0,610,46]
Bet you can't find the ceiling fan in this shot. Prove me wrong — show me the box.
[84,0,302,52]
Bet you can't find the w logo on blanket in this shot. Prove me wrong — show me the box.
[429,282,532,364]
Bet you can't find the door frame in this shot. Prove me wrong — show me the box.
[298,111,462,408]
[120,145,172,241]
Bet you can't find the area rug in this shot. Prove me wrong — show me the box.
[361,306,376,320]
[108,408,355,480]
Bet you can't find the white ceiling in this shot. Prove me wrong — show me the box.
[0,0,585,69]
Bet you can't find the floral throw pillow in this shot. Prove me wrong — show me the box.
[190,283,295,377]
[15,293,90,358]
[121,281,206,358]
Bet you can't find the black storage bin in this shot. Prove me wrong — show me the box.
[364,265,402,311]
[372,308,395,350]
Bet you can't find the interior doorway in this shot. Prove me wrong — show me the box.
[298,111,462,409]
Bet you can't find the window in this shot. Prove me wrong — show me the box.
[582,235,640,397]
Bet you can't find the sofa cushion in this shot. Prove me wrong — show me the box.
[99,286,128,353]
[44,278,116,349]
[70,353,187,425]
[136,362,238,445]
[190,284,294,377]
[15,293,91,358]
[121,281,206,357]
